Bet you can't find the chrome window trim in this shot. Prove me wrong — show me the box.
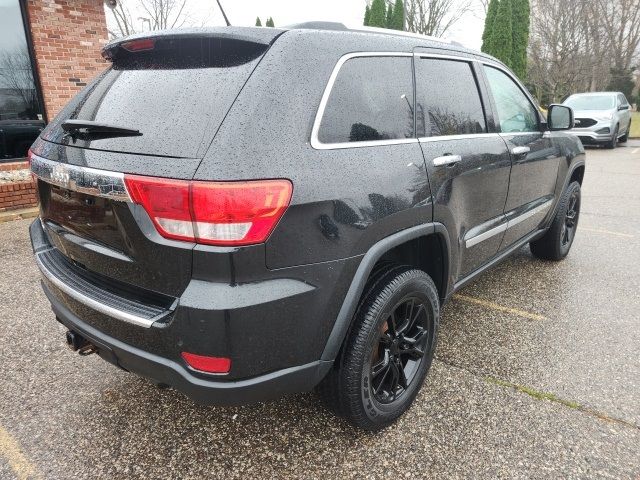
[35,252,159,328]
[419,132,501,143]
[465,199,553,248]
[310,52,415,151]
[30,153,131,202]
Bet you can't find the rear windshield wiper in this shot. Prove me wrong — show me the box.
[61,119,142,138]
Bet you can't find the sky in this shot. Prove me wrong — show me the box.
[107,0,486,50]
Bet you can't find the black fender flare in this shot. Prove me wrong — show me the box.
[320,222,451,362]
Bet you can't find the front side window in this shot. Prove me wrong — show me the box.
[484,66,539,133]
[414,58,486,137]
[317,56,414,144]
[0,0,45,160]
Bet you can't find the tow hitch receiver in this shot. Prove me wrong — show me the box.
[65,330,97,356]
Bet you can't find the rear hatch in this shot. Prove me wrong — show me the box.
[33,28,282,298]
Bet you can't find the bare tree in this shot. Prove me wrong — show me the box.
[527,0,640,104]
[404,0,474,37]
[107,0,202,38]
[0,48,40,116]
[597,0,640,72]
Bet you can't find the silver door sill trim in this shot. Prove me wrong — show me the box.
[36,252,158,328]
[30,153,131,202]
[465,199,553,248]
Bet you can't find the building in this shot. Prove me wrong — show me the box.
[0,0,108,162]
[0,0,107,214]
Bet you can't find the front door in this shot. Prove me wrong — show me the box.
[482,65,561,248]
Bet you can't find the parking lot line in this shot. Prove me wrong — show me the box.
[0,424,39,480]
[579,226,635,238]
[631,148,639,154]
[453,294,547,321]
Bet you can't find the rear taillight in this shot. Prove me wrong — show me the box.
[124,175,292,246]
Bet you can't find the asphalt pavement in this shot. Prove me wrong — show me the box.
[1,142,639,479]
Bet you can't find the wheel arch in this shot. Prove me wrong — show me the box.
[320,223,451,362]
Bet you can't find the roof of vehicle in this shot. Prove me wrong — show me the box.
[566,92,622,97]
[103,24,495,64]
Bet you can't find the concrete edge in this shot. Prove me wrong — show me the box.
[0,207,39,224]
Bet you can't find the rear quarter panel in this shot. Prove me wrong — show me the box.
[194,30,433,269]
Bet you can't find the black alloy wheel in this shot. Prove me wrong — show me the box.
[370,297,430,404]
[316,266,439,431]
[560,189,580,248]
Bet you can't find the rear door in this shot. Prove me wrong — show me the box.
[481,64,560,248]
[414,53,512,280]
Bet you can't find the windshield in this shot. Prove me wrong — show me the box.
[564,95,615,111]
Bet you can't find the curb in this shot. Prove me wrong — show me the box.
[0,207,39,224]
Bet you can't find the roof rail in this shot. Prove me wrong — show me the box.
[348,25,451,44]
[286,21,451,44]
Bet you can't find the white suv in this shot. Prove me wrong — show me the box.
[563,92,632,149]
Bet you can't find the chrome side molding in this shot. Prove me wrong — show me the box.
[30,153,131,202]
[465,199,554,248]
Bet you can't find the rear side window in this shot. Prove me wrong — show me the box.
[483,66,539,133]
[317,56,414,145]
[414,58,486,137]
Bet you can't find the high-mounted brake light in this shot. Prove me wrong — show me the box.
[124,176,293,246]
[121,38,155,52]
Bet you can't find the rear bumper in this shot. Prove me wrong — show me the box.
[45,282,331,405]
[31,219,357,405]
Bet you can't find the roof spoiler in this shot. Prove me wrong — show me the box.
[102,27,285,61]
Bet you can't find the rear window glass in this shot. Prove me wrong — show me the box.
[415,58,486,137]
[42,38,266,158]
[317,56,414,145]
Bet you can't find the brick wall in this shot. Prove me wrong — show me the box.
[0,181,38,212]
[26,0,109,119]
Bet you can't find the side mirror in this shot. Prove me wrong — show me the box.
[547,104,574,131]
[618,104,629,111]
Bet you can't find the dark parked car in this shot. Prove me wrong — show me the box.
[29,24,585,431]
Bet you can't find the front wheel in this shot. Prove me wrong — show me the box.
[530,181,581,261]
[317,266,439,431]
[619,122,630,143]
[606,125,618,149]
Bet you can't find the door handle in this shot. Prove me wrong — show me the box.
[511,146,531,155]
[433,154,462,167]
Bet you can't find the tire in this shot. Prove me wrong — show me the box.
[606,125,618,149]
[619,122,630,143]
[317,266,439,431]
[530,181,581,261]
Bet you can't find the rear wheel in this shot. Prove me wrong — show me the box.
[606,125,619,149]
[530,181,581,261]
[317,266,439,431]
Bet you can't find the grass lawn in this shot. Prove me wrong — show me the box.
[631,112,640,138]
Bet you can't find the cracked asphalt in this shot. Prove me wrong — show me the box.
[1,142,639,479]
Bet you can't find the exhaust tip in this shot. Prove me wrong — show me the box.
[66,330,91,352]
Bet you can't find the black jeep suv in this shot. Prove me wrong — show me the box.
[29,24,585,431]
